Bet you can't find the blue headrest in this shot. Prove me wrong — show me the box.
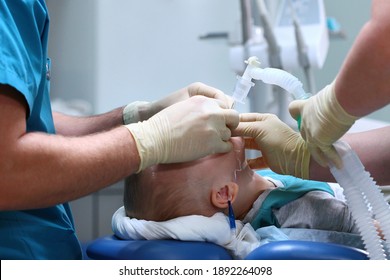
[86,235,369,260]
[245,240,369,260]
[86,235,232,260]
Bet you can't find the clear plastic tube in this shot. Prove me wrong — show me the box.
[250,67,310,100]
[231,57,258,105]
[231,77,254,105]
[231,57,310,106]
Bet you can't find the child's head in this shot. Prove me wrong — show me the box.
[124,137,270,221]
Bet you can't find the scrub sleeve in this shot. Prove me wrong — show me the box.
[0,0,82,259]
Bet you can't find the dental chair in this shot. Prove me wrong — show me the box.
[86,235,369,260]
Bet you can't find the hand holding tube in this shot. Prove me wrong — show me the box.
[123,82,233,124]
[233,113,310,179]
[289,81,358,168]
[125,96,239,172]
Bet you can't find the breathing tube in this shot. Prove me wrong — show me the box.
[232,56,390,259]
[329,142,390,260]
[231,57,310,107]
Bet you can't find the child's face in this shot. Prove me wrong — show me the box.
[144,137,250,193]
[189,136,248,185]
[135,137,253,219]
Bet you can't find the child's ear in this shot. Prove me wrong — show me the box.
[211,182,239,209]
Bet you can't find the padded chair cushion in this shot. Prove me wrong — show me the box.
[86,235,369,260]
[245,240,369,260]
[86,235,232,260]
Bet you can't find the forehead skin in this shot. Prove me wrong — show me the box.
[140,137,245,189]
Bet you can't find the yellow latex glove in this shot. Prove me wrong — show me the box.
[125,96,239,172]
[123,82,233,124]
[289,81,358,168]
[233,113,310,179]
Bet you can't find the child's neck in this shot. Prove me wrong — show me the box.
[235,170,275,220]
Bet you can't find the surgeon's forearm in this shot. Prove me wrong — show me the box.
[335,0,390,117]
[341,127,390,186]
[53,107,125,136]
[309,127,390,186]
[0,126,140,210]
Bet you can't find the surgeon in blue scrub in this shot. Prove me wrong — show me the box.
[0,0,239,259]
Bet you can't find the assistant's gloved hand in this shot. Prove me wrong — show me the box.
[233,113,310,179]
[289,81,358,168]
[125,96,239,172]
[123,82,233,124]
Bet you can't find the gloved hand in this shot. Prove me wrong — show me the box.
[289,81,358,168]
[233,113,310,179]
[125,96,239,172]
[123,82,233,124]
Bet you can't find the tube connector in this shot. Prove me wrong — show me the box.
[231,56,310,106]
[231,58,260,105]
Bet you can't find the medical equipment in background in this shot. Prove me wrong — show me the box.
[233,55,390,260]
[230,0,328,127]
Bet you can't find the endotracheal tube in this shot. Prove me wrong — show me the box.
[235,56,390,260]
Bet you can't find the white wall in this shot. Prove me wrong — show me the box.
[93,0,240,113]
[46,0,97,107]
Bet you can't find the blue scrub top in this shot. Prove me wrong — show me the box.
[0,0,82,259]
